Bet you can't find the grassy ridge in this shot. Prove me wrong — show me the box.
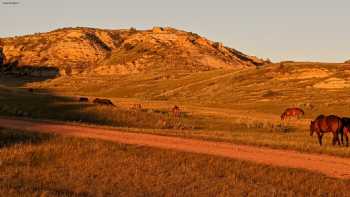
[0,129,349,196]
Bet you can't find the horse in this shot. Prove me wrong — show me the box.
[281,107,305,120]
[310,115,343,146]
[341,117,350,147]
[93,98,115,107]
[171,105,181,118]
[79,97,89,102]
[131,104,142,111]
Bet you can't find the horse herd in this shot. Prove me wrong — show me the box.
[80,97,182,118]
[78,97,349,147]
[281,107,349,147]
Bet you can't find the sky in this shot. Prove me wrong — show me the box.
[0,0,349,62]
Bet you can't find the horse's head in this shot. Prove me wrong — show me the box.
[310,121,315,136]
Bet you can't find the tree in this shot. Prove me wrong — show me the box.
[0,47,4,66]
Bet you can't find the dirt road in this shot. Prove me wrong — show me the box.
[1,117,349,179]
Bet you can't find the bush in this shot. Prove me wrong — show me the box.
[129,27,137,33]
[0,47,3,66]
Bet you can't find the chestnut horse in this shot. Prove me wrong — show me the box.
[341,117,350,147]
[310,115,343,146]
[281,108,305,120]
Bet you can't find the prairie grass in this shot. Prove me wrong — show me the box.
[2,62,350,158]
[0,129,349,196]
[1,86,350,158]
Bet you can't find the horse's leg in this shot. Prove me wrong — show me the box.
[334,127,341,146]
[332,132,341,146]
[336,132,341,146]
[332,132,337,146]
[340,131,344,145]
[317,133,323,146]
[345,129,349,147]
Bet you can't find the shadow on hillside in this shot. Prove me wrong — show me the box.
[0,128,54,149]
[0,61,60,86]
[0,73,167,129]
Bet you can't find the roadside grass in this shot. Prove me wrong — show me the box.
[0,129,349,197]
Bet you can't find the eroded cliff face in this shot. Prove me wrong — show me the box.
[0,27,269,76]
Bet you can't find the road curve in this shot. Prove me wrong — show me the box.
[0,117,349,179]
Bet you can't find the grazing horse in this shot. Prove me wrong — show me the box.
[171,105,181,118]
[341,117,350,147]
[281,107,305,120]
[79,97,89,102]
[93,98,115,107]
[310,115,343,146]
[131,104,142,111]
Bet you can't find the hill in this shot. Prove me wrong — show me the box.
[0,27,268,76]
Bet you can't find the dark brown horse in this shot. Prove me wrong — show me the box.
[79,97,89,102]
[281,107,305,120]
[93,98,115,107]
[341,117,350,147]
[171,105,181,118]
[310,115,343,146]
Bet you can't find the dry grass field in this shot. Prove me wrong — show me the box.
[1,62,350,157]
[1,128,350,197]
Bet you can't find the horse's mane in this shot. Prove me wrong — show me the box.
[315,114,325,120]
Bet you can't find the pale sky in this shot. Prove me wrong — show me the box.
[1,0,349,62]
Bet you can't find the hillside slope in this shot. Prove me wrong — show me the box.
[29,61,350,118]
[0,27,267,76]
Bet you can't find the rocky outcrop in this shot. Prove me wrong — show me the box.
[345,60,350,64]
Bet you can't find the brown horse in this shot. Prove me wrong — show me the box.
[341,117,350,147]
[281,107,305,120]
[79,97,89,102]
[93,98,116,107]
[131,104,142,111]
[171,105,181,118]
[310,115,343,146]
